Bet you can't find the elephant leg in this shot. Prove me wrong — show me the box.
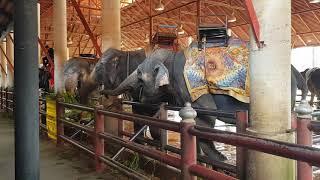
[192,94,228,162]
[310,93,315,106]
[132,104,161,143]
[196,116,228,162]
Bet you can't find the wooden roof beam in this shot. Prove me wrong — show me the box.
[70,0,102,57]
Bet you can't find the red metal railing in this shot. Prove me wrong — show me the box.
[1,89,320,180]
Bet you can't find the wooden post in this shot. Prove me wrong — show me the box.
[236,111,249,180]
[180,103,197,180]
[56,97,65,145]
[295,100,313,180]
[159,103,168,152]
[94,105,105,172]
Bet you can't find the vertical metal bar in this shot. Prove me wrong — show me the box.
[56,98,65,146]
[180,103,197,180]
[14,0,39,179]
[94,105,105,172]
[297,115,312,180]
[236,111,249,180]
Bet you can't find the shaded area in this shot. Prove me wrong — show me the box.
[0,113,128,180]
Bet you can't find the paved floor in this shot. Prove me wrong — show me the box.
[0,113,128,180]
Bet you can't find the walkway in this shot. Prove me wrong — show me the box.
[0,113,127,180]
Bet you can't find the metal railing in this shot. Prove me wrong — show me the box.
[2,89,320,180]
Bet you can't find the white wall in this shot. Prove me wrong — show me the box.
[292,46,320,72]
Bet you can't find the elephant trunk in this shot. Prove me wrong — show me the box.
[101,70,138,96]
[78,70,98,104]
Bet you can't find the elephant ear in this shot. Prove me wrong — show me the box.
[154,64,170,88]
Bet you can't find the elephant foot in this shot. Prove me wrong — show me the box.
[207,148,228,162]
[199,141,228,162]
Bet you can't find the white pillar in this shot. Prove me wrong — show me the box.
[37,3,41,65]
[0,41,6,88]
[53,0,68,93]
[247,0,294,180]
[6,34,14,88]
[102,0,121,51]
[101,0,121,135]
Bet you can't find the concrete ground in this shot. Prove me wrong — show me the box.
[0,113,128,180]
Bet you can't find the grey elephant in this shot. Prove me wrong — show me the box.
[64,57,98,103]
[92,48,163,138]
[301,67,320,107]
[65,49,161,139]
[101,48,308,161]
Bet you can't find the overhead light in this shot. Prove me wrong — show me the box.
[228,10,237,23]
[227,29,232,36]
[155,0,165,11]
[67,37,73,45]
[144,34,149,43]
[188,36,193,45]
[177,24,185,35]
[309,0,320,3]
[307,39,312,43]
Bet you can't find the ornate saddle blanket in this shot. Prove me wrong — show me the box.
[183,38,250,103]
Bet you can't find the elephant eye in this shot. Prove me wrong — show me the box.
[153,67,159,75]
[137,69,142,78]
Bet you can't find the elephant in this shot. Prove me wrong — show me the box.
[101,48,308,162]
[92,48,163,139]
[301,67,320,107]
[64,57,98,103]
[64,48,162,139]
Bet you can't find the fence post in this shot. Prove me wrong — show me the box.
[236,111,249,180]
[94,105,105,172]
[180,102,197,180]
[295,99,313,180]
[160,103,168,152]
[56,97,65,146]
[115,97,123,138]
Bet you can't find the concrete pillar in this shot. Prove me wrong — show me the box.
[246,0,295,180]
[101,0,121,135]
[53,0,68,93]
[0,41,6,87]
[37,3,41,65]
[101,0,121,51]
[6,34,14,88]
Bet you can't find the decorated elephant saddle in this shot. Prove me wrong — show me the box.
[183,37,250,103]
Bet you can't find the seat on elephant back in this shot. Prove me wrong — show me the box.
[152,24,178,51]
[197,15,230,50]
[184,37,250,103]
[198,25,229,49]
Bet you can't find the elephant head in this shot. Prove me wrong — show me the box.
[93,48,146,92]
[101,48,172,103]
[64,57,98,104]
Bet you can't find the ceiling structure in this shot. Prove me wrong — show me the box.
[38,0,320,57]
